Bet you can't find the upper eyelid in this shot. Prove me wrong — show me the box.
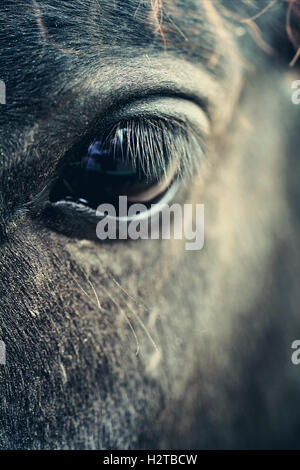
[99,96,210,139]
[77,97,210,170]
[58,97,207,162]
[42,96,209,174]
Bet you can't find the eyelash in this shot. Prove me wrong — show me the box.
[81,116,206,182]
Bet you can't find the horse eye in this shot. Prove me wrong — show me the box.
[49,122,178,214]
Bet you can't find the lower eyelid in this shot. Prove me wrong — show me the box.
[42,178,182,240]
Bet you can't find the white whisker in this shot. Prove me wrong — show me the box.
[102,285,140,356]
[108,272,160,353]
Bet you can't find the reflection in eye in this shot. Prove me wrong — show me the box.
[49,117,204,213]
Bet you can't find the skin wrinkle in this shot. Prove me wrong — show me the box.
[32,0,82,55]
[287,0,300,64]
[0,0,300,450]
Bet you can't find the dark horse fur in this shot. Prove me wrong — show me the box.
[0,0,300,449]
